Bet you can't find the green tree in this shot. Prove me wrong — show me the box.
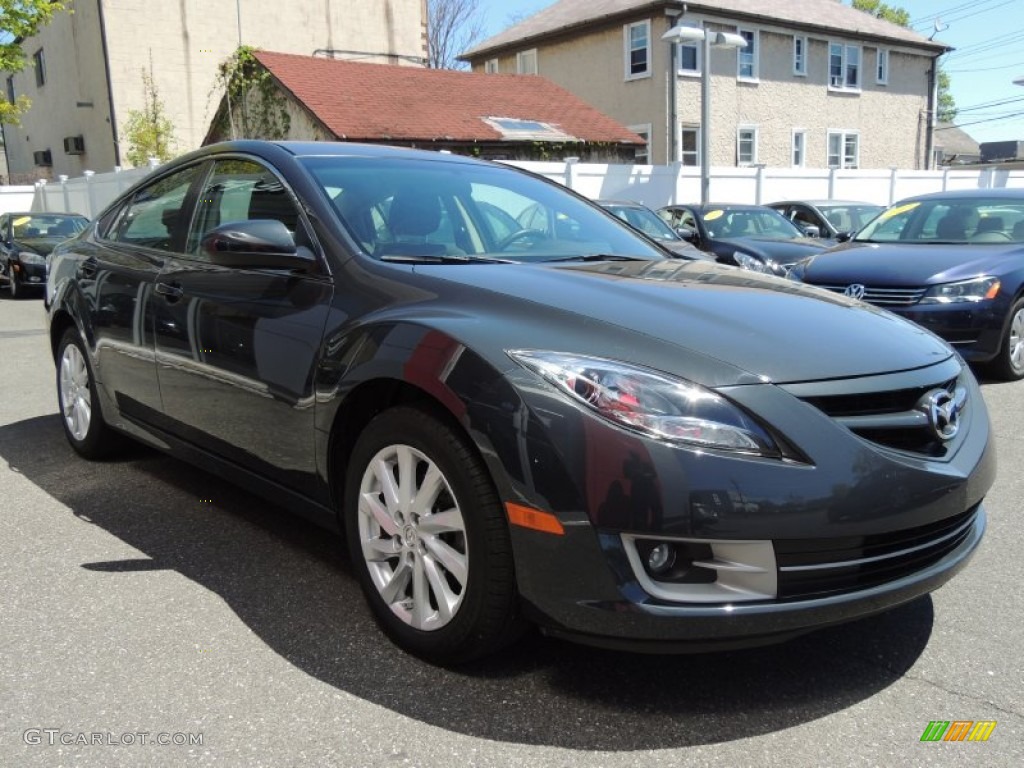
[0,0,68,124]
[122,66,177,166]
[852,0,957,121]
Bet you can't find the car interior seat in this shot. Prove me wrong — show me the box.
[1013,220,1024,241]
[973,217,1004,236]
[384,190,450,256]
[935,211,968,240]
[247,184,299,232]
[51,219,78,237]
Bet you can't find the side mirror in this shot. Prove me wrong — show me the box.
[675,226,697,243]
[801,225,821,238]
[835,230,854,243]
[201,219,315,270]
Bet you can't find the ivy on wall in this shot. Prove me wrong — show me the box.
[212,46,292,140]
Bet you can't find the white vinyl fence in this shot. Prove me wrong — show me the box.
[28,160,160,218]
[0,185,38,214]
[10,159,1024,221]
[506,161,1024,208]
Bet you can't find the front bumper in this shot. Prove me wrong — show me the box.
[496,360,994,650]
[12,260,48,288]
[893,301,1005,363]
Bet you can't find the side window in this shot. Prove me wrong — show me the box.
[109,164,204,251]
[187,158,306,258]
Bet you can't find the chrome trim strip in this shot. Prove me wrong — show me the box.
[779,512,977,573]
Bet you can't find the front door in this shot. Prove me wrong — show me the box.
[151,157,332,497]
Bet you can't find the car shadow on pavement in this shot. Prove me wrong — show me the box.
[0,414,935,751]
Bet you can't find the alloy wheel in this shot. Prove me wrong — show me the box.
[357,443,468,631]
[59,343,92,441]
[1009,307,1024,374]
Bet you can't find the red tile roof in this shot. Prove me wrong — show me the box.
[253,51,643,145]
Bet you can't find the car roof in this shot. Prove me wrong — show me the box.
[768,200,882,207]
[899,188,1024,202]
[2,211,86,217]
[596,199,650,209]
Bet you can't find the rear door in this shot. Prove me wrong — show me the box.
[85,163,207,418]
[151,157,332,497]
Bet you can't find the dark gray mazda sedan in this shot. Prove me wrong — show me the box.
[45,141,994,664]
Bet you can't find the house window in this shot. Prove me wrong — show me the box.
[625,21,651,79]
[629,123,651,163]
[737,29,757,80]
[516,49,538,75]
[737,126,758,166]
[792,130,806,167]
[793,36,807,76]
[829,42,861,90]
[876,48,889,84]
[676,22,702,74]
[6,76,14,105]
[681,127,699,166]
[33,49,46,87]
[485,58,499,74]
[827,131,859,169]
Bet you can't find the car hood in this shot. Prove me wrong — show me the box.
[661,240,715,260]
[721,237,830,263]
[13,237,63,256]
[413,260,953,385]
[801,240,1024,284]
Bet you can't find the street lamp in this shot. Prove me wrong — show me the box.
[662,24,747,204]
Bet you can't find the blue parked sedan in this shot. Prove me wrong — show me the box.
[789,189,1024,380]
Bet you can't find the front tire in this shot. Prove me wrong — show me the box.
[8,264,20,299]
[344,406,522,664]
[56,329,123,458]
[991,298,1024,381]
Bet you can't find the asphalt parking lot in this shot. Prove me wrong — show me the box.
[1,292,1022,767]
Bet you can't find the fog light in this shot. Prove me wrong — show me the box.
[647,543,676,574]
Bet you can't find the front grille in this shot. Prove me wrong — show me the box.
[816,284,927,307]
[775,506,979,600]
[801,377,962,456]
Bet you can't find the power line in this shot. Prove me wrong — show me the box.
[937,110,1024,129]
[911,0,1011,28]
[910,0,995,26]
[946,61,1024,73]
[956,95,1024,112]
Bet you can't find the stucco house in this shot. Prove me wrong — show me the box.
[1,0,427,181]
[461,0,951,169]
[203,51,644,162]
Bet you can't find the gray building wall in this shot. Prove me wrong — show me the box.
[2,0,426,180]
[471,11,936,169]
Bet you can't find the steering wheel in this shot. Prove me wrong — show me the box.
[497,228,548,251]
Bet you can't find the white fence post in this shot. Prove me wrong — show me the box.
[755,165,766,204]
[59,175,71,212]
[564,157,579,192]
[83,171,97,217]
[36,180,48,212]
[827,168,836,200]
[889,167,898,204]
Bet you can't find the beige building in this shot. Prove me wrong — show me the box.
[1,0,427,181]
[462,0,949,169]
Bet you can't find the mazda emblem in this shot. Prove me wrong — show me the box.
[918,387,967,442]
[844,283,867,300]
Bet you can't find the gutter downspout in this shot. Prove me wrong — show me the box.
[96,0,121,167]
[925,53,939,170]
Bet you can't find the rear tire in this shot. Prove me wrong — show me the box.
[56,328,123,459]
[8,265,20,299]
[990,298,1024,381]
[343,406,523,664]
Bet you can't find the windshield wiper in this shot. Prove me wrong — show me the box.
[542,254,650,263]
[379,253,515,264]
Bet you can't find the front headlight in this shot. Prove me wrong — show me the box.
[18,250,46,266]
[920,276,1000,304]
[508,351,780,456]
[733,251,773,274]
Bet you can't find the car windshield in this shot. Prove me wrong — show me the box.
[855,198,1024,244]
[818,204,884,233]
[702,207,803,240]
[602,204,679,240]
[300,155,665,263]
[11,214,88,239]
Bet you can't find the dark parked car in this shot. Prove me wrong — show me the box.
[659,203,830,275]
[768,200,884,241]
[790,189,1024,380]
[47,141,993,664]
[596,199,710,260]
[1,212,88,298]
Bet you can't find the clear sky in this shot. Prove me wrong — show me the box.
[474,0,1024,143]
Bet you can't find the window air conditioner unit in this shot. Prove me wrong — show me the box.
[63,135,85,154]
[33,149,53,166]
